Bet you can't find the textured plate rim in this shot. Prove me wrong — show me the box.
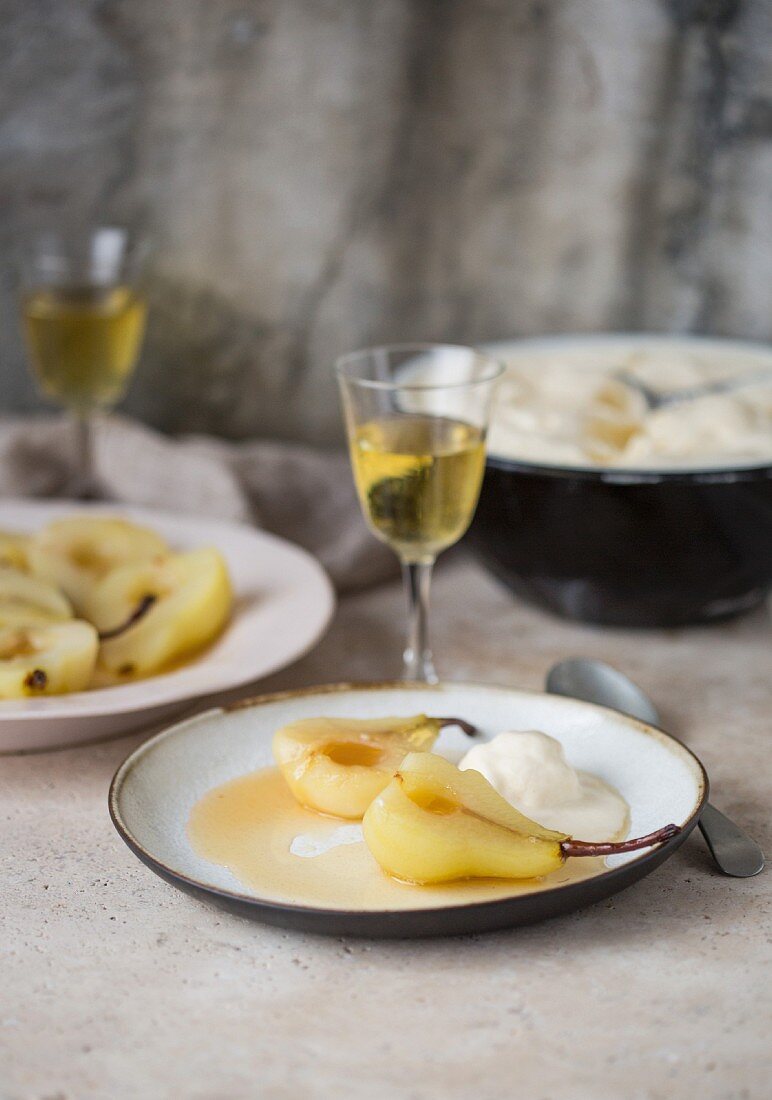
[0,499,336,720]
[108,681,709,929]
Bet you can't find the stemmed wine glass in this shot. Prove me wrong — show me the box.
[337,344,503,683]
[19,227,148,498]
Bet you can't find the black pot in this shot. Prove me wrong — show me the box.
[468,456,772,627]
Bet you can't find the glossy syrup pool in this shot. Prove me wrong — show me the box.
[187,766,611,911]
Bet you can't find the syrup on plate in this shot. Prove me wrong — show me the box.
[188,767,611,912]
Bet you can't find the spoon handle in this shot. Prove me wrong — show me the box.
[613,366,772,411]
[698,803,764,878]
[657,368,772,408]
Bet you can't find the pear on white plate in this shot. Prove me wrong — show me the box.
[29,516,168,614]
[0,620,99,698]
[0,566,73,628]
[90,547,233,676]
[0,530,32,572]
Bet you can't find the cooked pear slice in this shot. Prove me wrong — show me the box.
[90,547,232,676]
[0,530,31,572]
[28,516,168,614]
[273,715,476,820]
[0,620,98,697]
[0,567,73,628]
[363,752,680,884]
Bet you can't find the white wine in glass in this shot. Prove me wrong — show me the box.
[337,344,502,683]
[20,228,148,497]
[351,415,486,561]
[22,284,145,412]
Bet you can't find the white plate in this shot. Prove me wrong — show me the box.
[110,682,707,937]
[0,500,335,753]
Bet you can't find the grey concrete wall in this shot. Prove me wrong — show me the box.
[1,0,770,444]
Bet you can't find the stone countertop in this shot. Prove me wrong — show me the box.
[2,557,770,1099]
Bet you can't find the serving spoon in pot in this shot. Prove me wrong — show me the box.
[611,366,772,412]
[546,658,764,878]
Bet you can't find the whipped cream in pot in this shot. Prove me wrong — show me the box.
[486,341,772,470]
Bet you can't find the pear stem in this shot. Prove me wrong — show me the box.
[98,594,157,641]
[561,823,680,858]
[435,717,477,737]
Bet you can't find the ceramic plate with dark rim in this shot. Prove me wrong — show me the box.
[109,682,708,938]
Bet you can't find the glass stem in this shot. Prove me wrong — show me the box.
[401,559,438,684]
[71,413,97,500]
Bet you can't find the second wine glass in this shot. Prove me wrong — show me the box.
[337,344,503,683]
[19,226,148,499]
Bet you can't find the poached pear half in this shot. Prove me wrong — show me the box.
[363,752,679,884]
[273,714,475,819]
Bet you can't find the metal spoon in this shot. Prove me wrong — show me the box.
[611,366,772,411]
[546,658,764,878]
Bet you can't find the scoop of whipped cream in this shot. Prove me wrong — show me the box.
[459,729,628,842]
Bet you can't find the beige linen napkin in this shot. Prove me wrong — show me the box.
[0,415,397,592]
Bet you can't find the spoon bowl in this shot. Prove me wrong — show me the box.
[546,659,661,727]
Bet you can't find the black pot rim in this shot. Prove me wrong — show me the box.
[485,452,772,485]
